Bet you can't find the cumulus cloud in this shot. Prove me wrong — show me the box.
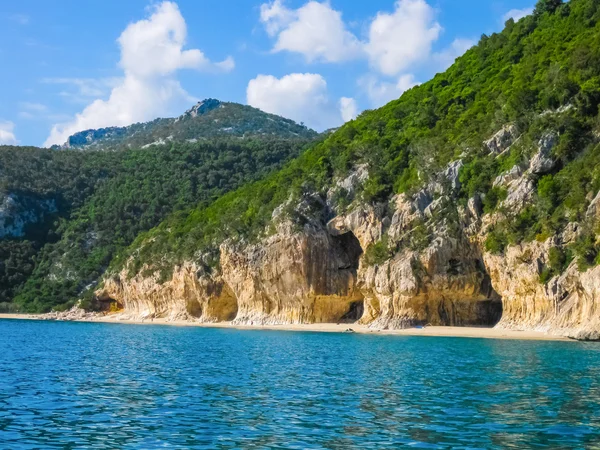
[502,7,533,23]
[359,73,419,107]
[0,121,18,145]
[247,73,340,130]
[44,1,233,147]
[366,0,442,76]
[260,0,295,36]
[339,97,358,122]
[260,0,466,78]
[260,0,361,63]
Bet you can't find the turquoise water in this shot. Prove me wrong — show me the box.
[1,320,600,449]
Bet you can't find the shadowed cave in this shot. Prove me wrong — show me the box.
[331,231,365,323]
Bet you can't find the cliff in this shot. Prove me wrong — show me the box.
[98,118,600,340]
[95,0,600,340]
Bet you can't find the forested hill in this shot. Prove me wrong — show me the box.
[56,99,317,151]
[1,138,315,313]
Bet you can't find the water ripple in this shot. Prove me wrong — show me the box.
[1,320,600,449]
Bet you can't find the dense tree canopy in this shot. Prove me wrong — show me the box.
[1,137,312,312]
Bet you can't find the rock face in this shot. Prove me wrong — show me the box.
[99,262,238,322]
[98,127,600,340]
[99,221,365,324]
[484,124,519,154]
[0,194,57,238]
[529,132,558,175]
[485,241,600,340]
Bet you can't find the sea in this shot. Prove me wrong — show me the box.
[1,319,599,449]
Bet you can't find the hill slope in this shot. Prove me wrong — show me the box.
[99,0,600,339]
[57,99,317,151]
[1,103,317,312]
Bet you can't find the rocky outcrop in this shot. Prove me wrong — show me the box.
[99,221,365,325]
[485,240,600,340]
[529,132,558,175]
[98,127,600,340]
[0,194,57,238]
[484,124,519,154]
[98,262,238,322]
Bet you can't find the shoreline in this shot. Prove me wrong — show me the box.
[0,313,572,341]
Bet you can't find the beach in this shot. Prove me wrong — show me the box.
[0,313,571,341]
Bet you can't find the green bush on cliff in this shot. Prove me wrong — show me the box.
[539,246,572,284]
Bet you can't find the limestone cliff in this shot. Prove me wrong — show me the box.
[97,119,600,341]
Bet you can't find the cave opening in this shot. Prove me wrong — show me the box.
[435,298,503,327]
[330,230,365,323]
[339,300,365,323]
[331,231,363,271]
[93,292,123,313]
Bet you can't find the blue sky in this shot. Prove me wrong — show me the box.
[0,0,535,147]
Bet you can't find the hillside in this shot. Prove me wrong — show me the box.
[98,0,600,339]
[0,104,317,312]
[56,99,317,151]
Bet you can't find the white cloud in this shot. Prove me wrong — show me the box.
[432,38,475,71]
[260,0,362,63]
[359,73,419,108]
[339,97,358,122]
[260,0,449,78]
[366,0,442,76]
[0,121,18,145]
[44,1,234,147]
[260,0,295,37]
[502,7,533,23]
[247,73,339,130]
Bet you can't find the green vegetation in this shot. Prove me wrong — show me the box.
[62,100,317,151]
[4,0,600,310]
[113,0,600,280]
[539,246,573,283]
[364,236,392,267]
[1,137,311,312]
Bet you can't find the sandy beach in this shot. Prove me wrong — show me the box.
[0,313,572,341]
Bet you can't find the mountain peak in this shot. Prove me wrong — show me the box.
[182,99,223,119]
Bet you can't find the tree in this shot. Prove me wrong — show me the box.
[534,0,563,15]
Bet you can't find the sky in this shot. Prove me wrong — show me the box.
[0,0,536,147]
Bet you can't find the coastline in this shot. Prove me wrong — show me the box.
[0,313,572,341]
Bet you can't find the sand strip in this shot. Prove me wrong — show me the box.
[0,313,572,341]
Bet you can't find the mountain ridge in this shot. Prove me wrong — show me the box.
[54,99,318,151]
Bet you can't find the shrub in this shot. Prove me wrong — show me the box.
[485,230,508,254]
[364,236,392,267]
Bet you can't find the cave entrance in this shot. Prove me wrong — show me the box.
[330,230,364,323]
[435,298,503,327]
[331,230,363,272]
[339,300,365,323]
[94,292,123,313]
